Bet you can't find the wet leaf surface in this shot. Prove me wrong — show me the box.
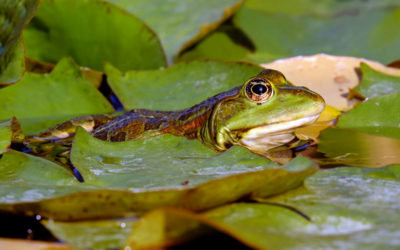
[318,92,400,167]
[355,63,400,98]
[0,120,13,154]
[25,57,104,88]
[127,165,400,249]
[105,61,263,110]
[0,58,114,134]
[180,0,400,64]
[337,92,400,139]
[0,127,317,220]
[106,0,243,63]
[23,0,166,71]
[318,128,400,167]
[177,31,252,63]
[42,218,136,250]
[0,0,39,84]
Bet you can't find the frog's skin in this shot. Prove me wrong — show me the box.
[27,69,325,156]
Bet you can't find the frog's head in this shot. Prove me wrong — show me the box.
[201,69,325,155]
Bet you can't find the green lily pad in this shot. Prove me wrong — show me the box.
[0,0,39,84]
[70,127,279,188]
[125,204,311,249]
[337,92,400,139]
[127,165,400,249]
[318,92,400,167]
[0,57,114,134]
[23,0,166,71]
[177,32,252,63]
[42,219,136,250]
[180,0,400,64]
[106,0,243,63]
[0,120,13,154]
[354,63,400,98]
[0,118,24,154]
[0,127,317,220]
[318,128,400,167]
[0,150,79,185]
[105,61,263,110]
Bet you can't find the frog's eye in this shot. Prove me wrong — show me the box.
[245,79,273,102]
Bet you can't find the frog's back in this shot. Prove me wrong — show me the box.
[91,86,241,141]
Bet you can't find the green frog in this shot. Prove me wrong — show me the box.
[27,69,325,157]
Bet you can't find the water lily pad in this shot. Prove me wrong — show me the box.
[337,92,400,139]
[105,61,263,110]
[0,120,13,154]
[0,127,317,220]
[42,219,136,250]
[106,0,243,63]
[25,57,104,88]
[178,32,252,63]
[23,0,166,71]
[317,91,400,167]
[180,0,400,64]
[0,57,114,134]
[354,63,400,98]
[0,0,39,84]
[0,150,79,185]
[0,118,24,154]
[127,165,400,249]
[318,128,400,167]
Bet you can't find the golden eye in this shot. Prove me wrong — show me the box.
[245,79,273,102]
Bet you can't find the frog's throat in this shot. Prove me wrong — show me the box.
[199,112,320,153]
[235,114,320,154]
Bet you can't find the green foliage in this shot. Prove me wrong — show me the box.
[105,61,263,110]
[0,58,114,134]
[0,0,400,248]
[23,0,166,71]
[180,0,400,63]
[107,0,243,63]
[337,93,400,139]
[124,165,400,249]
[355,63,400,98]
[0,0,39,84]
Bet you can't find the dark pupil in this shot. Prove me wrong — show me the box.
[252,84,267,95]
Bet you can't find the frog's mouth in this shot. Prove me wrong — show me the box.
[234,114,320,154]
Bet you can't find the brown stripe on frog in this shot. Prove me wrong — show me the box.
[91,87,241,142]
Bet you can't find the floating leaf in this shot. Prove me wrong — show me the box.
[0,58,114,134]
[177,32,252,63]
[354,63,400,98]
[0,120,13,154]
[180,0,400,64]
[0,150,79,185]
[25,57,104,88]
[233,0,400,63]
[0,127,317,220]
[264,165,400,249]
[0,0,39,84]
[107,0,243,63]
[23,0,166,71]
[105,61,263,110]
[42,219,136,250]
[337,92,400,139]
[128,165,400,249]
[0,118,24,154]
[318,128,400,167]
